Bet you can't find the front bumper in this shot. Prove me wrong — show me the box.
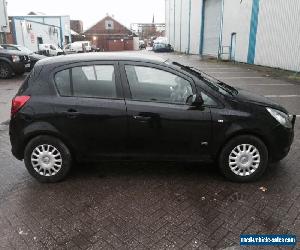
[11,62,26,74]
[269,115,296,162]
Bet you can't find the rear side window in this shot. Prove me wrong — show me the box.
[72,65,116,98]
[54,69,71,96]
[54,65,116,98]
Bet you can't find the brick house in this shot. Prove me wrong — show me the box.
[84,15,136,51]
[70,20,83,34]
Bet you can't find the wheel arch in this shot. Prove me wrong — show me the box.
[0,57,13,66]
[214,129,270,161]
[22,122,77,160]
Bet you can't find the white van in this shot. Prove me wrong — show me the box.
[64,41,92,54]
[38,44,64,56]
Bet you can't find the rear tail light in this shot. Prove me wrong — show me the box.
[11,96,30,116]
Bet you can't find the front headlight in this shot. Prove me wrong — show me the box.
[11,55,20,62]
[266,107,292,128]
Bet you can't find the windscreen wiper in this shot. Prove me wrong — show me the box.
[172,61,238,95]
[188,66,238,95]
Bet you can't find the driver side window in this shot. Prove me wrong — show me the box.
[125,65,193,104]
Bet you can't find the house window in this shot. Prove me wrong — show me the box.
[105,20,114,30]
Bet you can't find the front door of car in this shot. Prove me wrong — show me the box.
[53,62,127,159]
[120,62,212,160]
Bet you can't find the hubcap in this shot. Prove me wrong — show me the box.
[31,144,62,176]
[229,144,260,176]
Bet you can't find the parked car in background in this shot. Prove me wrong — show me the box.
[153,43,174,52]
[0,46,31,78]
[9,53,296,182]
[139,40,146,49]
[91,45,101,52]
[1,44,47,70]
[64,41,92,54]
[38,44,65,56]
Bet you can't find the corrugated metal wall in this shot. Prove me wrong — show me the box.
[190,0,202,54]
[165,0,300,72]
[255,0,300,72]
[174,0,182,51]
[180,0,190,53]
[165,0,203,54]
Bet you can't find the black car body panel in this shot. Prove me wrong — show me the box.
[9,53,295,165]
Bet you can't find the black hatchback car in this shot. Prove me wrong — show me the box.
[9,53,296,183]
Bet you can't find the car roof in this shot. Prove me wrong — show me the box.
[36,52,167,68]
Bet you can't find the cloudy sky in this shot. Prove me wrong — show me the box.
[6,0,165,30]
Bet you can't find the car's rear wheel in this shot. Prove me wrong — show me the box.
[24,135,72,182]
[0,62,13,79]
[219,135,268,182]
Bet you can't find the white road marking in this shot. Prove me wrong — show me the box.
[233,83,294,86]
[199,68,239,70]
[219,77,267,79]
[206,71,256,74]
[247,83,294,86]
[265,95,300,98]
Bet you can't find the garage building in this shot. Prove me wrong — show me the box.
[84,15,137,51]
[6,15,71,52]
[165,0,300,72]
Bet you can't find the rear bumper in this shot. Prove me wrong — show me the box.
[9,119,25,160]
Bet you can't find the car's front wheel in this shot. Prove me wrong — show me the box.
[219,135,268,182]
[24,135,72,182]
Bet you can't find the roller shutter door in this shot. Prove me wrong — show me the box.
[202,0,222,56]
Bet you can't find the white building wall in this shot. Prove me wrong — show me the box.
[14,16,71,46]
[0,0,9,33]
[165,0,170,44]
[166,0,300,71]
[180,0,190,53]
[174,0,182,51]
[14,19,61,52]
[25,16,60,27]
[189,0,202,54]
[166,0,176,46]
[166,0,202,54]
[221,0,252,62]
[255,0,300,72]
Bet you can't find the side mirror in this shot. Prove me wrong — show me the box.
[188,94,204,107]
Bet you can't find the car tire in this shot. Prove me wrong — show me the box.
[24,135,72,183]
[219,135,268,182]
[0,62,13,79]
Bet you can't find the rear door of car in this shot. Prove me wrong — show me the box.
[52,61,128,159]
[119,61,213,161]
